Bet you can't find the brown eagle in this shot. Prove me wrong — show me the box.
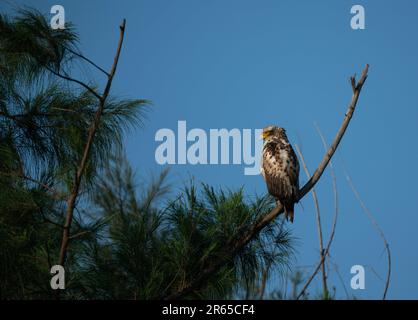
[260,125,300,222]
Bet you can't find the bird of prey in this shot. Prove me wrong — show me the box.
[260,125,300,222]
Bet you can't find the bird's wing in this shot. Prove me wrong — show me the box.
[284,144,300,195]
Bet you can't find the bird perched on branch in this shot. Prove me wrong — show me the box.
[260,125,300,222]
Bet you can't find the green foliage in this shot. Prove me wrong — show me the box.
[0,8,295,300]
[0,7,77,81]
[67,155,294,299]
[0,8,148,187]
[0,8,148,299]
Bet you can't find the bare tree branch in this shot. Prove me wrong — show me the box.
[58,19,127,268]
[295,144,328,297]
[163,64,369,300]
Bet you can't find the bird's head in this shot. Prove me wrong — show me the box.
[260,125,286,140]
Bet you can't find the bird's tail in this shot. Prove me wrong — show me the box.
[276,199,295,223]
[283,203,294,223]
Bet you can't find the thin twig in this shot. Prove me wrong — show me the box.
[51,107,77,113]
[68,230,90,240]
[45,66,101,100]
[163,64,369,300]
[329,257,350,299]
[341,162,391,300]
[45,240,52,270]
[296,125,339,299]
[0,172,64,200]
[316,124,339,263]
[42,216,64,229]
[295,144,328,297]
[64,45,110,76]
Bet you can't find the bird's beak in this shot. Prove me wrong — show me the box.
[259,132,268,140]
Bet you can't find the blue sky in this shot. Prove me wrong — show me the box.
[3,0,418,299]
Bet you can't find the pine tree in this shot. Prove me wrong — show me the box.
[0,8,295,299]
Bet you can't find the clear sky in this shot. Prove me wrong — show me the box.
[2,0,418,299]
